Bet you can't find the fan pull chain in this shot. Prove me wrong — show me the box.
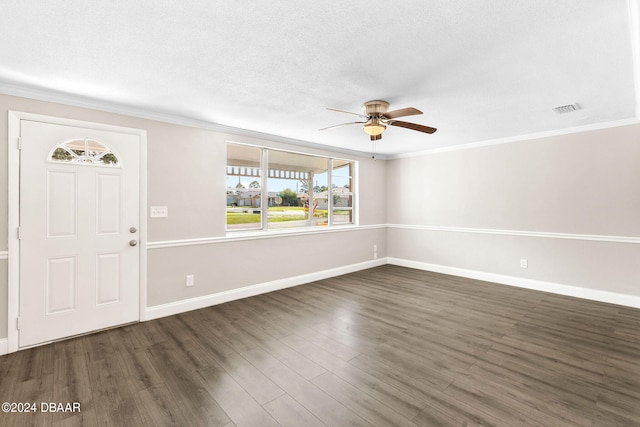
[371,141,376,160]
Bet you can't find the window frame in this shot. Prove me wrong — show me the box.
[226,142,358,233]
[48,138,121,167]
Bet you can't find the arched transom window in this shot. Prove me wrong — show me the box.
[49,138,120,166]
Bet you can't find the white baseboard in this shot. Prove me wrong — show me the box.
[146,258,388,320]
[0,338,7,356]
[146,255,640,321]
[388,257,640,309]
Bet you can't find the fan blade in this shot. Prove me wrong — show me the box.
[370,134,382,141]
[382,107,422,119]
[326,107,368,118]
[388,120,437,134]
[319,122,365,131]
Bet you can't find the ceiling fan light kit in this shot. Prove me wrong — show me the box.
[363,118,386,136]
[322,99,437,141]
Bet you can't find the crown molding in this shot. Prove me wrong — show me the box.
[0,80,385,160]
[387,117,640,159]
[2,78,637,162]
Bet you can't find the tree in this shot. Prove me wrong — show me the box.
[249,180,260,189]
[101,152,118,165]
[299,179,310,194]
[313,185,328,193]
[279,188,299,206]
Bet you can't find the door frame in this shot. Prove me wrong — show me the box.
[7,111,148,353]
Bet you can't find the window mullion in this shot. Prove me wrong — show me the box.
[308,171,314,226]
[351,161,356,225]
[261,148,269,230]
[328,158,333,226]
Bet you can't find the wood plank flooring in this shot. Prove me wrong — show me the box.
[1,265,638,426]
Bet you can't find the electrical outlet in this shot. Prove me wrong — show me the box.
[150,206,168,218]
[373,244,377,252]
[186,274,195,287]
[520,259,528,269]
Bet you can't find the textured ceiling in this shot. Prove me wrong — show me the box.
[1,1,638,157]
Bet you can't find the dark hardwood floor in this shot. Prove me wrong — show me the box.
[1,265,639,426]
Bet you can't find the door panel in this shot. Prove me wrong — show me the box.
[46,170,77,237]
[46,256,76,314]
[96,253,121,304]
[96,173,121,234]
[19,119,140,348]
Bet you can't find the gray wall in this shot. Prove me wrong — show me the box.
[386,124,640,296]
[0,93,387,339]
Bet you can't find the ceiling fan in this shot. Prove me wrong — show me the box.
[320,100,437,141]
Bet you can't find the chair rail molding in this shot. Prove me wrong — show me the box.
[387,224,640,244]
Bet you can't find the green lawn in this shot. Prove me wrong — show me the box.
[267,206,304,211]
[226,206,330,224]
[226,212,262,224]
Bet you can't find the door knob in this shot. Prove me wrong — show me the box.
[129,240,138,247]
[129,227,137,233]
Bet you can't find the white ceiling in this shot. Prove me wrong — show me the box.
[1,1,639,157]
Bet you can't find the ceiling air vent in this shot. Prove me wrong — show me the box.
[553,103,580,114]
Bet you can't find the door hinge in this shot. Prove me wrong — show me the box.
[16,317,21,331]
[17,227,22,240]
[17,137,22,150]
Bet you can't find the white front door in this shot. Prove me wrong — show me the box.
[19,119,141,348]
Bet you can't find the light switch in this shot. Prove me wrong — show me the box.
[150,206,168,218]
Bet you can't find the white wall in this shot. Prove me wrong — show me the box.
[387,124,640,303]
[0,93,387,340]
[0,261,6,337]
[2,90,638,345]
[148,228,386,308]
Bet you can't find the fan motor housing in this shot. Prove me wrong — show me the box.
[362,100,390,115]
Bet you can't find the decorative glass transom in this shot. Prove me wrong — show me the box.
[49,138,119,166]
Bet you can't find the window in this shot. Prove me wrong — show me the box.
[226,143,356,231]
[331,160,354,224]
[226,144,262,231]
[49,138,119,166]
[267,150,327,229]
